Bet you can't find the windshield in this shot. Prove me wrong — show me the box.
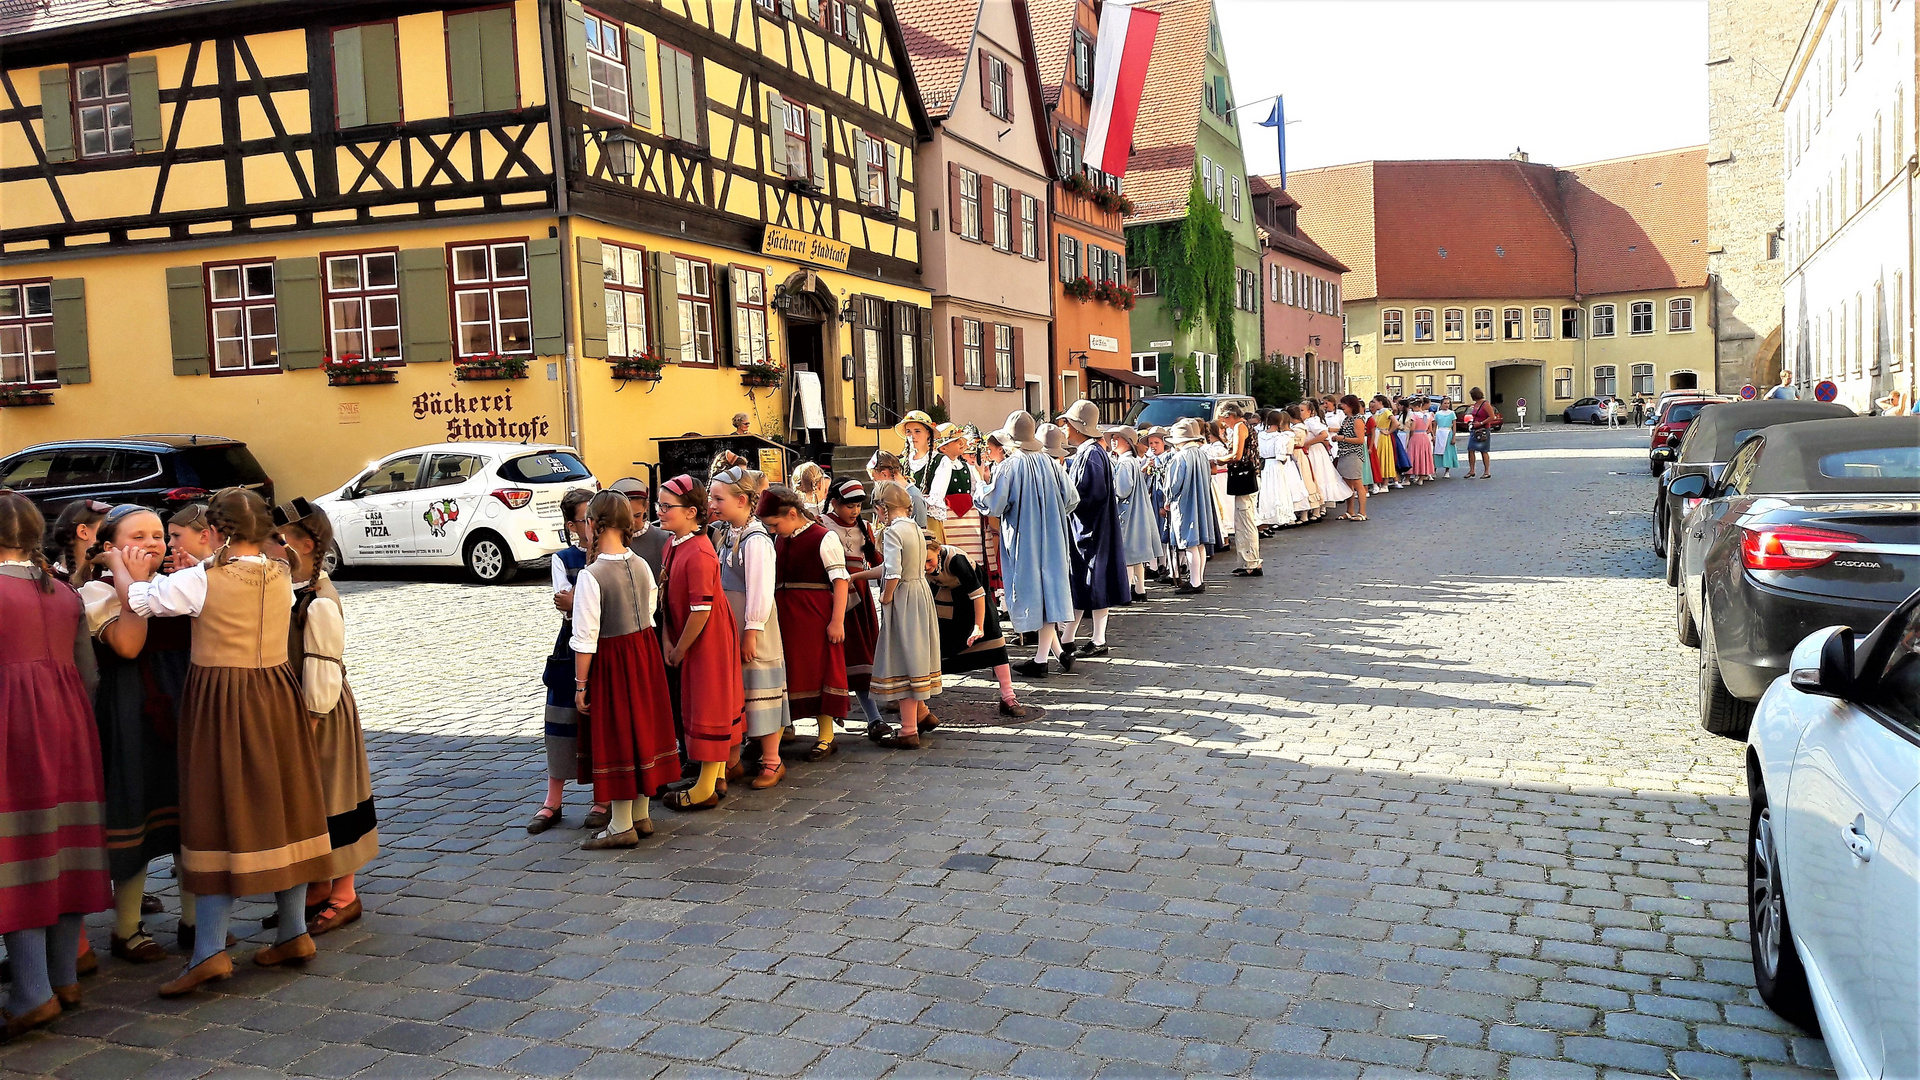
[1662,402,1708,424]
[1124,398,1214,428]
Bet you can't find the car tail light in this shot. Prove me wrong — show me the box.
[490,488,533,510]
[162,486,209,503]
[1740,524,1862,571]
[525,530,540,542]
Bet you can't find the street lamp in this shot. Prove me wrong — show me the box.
[600,131,639,181]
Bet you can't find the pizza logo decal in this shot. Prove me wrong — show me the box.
[423,499,461,537]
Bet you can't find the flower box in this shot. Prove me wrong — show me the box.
[738,362,785,388]
[1095,280,1138,311]
[1092,190,1137,216]
[1063,276,1095,301]
[610,355,665,381]
[454,354,529,381]
[0,388,54,407]
[1061,172,1095,197]
[323,357,398,386]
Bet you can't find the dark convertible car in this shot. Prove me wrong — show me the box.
[1672,415,1920,738]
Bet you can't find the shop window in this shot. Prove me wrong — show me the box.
[1553,366,1573,398]
[1381,308,1403,342]
[451,241,531,356]
[323,251,400,363]
[1503,307,1523,340]
[1473,307,1493,341]
[207,261,279,373]
[1630,300,1655,334]
[674,255,715,365]
[1631,363,1655,395]
[583,11,630,119]
[1591,303,1616,336]
[1668,297,1693,332]
[601,242,649,359]
[1593,364,1618,397]
[994,324,1014,389]
[732,266,767,366]
[1532,306,1552,339]
[73,59,133,157]
[1413,308,1435,342]
[1443,308,1463,341]
[0,281,55,387]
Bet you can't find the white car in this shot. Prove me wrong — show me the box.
[1746,588,1920,1079]
[314,442,596,583]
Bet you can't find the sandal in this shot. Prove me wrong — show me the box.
[806,740,838,761]
[306,897,362,937]
[661,788,722,812]
[526,805,562,835]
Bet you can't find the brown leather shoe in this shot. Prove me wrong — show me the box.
[998,699,1028,718]
[581,805,610,831]
[74,946,97,977]
[637,817,655,838]
[252,933,316,968]
[525,805,562,835]
[2,996,60,1041]
[158,952,233,998]
[141,893,163,915]
[749,762,786,790]
[306,897,362,937]
[111,926,169,964]
[51,984,80,1011]
[580,827,640,850]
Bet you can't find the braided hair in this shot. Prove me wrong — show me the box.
[583,490,635,560]
[0,491,55,592]
[207,487,274,567]
[46,497,107,584]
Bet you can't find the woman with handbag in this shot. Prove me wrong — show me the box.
[1222,406,1263,577]
[1463,387,1496,479]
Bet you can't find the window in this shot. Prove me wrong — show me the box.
[1269,266,1280,303]
[1230,175,1241,221]
[961,317,984,387]
[897,304,922,410]
[732,266,767,366]
[1443,308,1463,341]
[782,99,811,180]
[583,11,630,119]
[1073,34,1093,94]
[1667,297,1693,332]
[1384,376,1403,396]
[205,261,279,373]
[1200,156,1215,203]
[1553,366,1573,399]
[451,242,531,357]
[1086,244,1105,284]
[1059,235,1079,282]
[602,243,650,359]
[1131,351,1158,378]
[1532,306,1552,339]
[1593,364,1617,397]
[1503,307,1523,340]
[864,133,887,206]
[992,184,1011,252]
[1381,309,1403,342]
[1631,363,1655,396]
[73,60,133,157]
[1561,307,1581,339]
[324,251,401,362]
[1239,268,1257,311]
[1591,303,1616,336]
[1413,308,1435,342]
[1445,374,1462,399]
[421,453,485,490]
[959,168,981,242]
[1414,374,1433,396]
[1129,266,1158,296]
[0,282,55,388]
[994,324,1014,389]
[674,256,715,365]
[1055,128,1078,179]
[1473,307,1494,340]
[985,52,1009,120]
[1020,194,1038,258]
[1630,300,1655,334]
[1214,164,1228,211]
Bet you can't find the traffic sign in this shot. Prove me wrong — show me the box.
[1516,398,1526,408]
[1815,380,1839,402]
[1739,384,1757,400]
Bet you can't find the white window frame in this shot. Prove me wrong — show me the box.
[1230,175,1241,220]
[992,183,1012,253]
[1020,193,1038,258]
[1630,363,1655,396]
[986,54,1009,121]
[993,323,1014,389]
[1131,351,1158,378]
[674,254,716,365]
[961,317,984,387]
[1412,308,1434,342]
[324,251,402,363]
[1503,307,1524,341]
[602,241,650,360]
[1593,364,1618,397]
[583,11,631,120]
[1442,307,1463,341]
[1629,300,1655,335]
[73,59,133,158]
[732,265,768,366]
[1473,307,1493,341]
[1381,308,1404,343]
[959,168,982,242]
[207,260,280,373]
[864,133,887,206]
[1667,297,1693,333]
[1591,302,1616,337]
[0,281,56,388]
[1553,366,1573,399]
[1532,306,1552,340]
[451,242,532,358]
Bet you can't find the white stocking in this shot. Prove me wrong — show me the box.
[1091,609,1110,645]
[1186,545,1207,586]
[1033,623,1060,664]
[608,800,634,834]
[1063,613,1082,644]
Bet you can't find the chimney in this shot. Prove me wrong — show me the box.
[1509,147,1529,162]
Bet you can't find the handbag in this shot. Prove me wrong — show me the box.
[1225,424,1260,496]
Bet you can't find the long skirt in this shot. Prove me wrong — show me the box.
[872,581,943,703]
[176,663,333,897]
[842,587,879,695]
[942,507,992,582]
[540,622,583,782]
[312,685,378,879]
[1393,432,1413,473]
[1,658,111,934]
[776,586,850,719]
[726,587,791,739]
[1255,460,1288,525]
[93,648,186,883]
[1290,450,1321,509]
[1306,442,1352,504]
[583,629,681,801]
[1211,472,1233,537]
[1408,429,1436,477]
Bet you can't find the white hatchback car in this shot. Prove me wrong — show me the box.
[1746,588,1919,1079]
[313,442,596,583]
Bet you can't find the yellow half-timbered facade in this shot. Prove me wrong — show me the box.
[0,0,934,497]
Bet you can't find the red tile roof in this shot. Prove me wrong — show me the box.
[894,0,984,119]
[1025,0,1079,107]
[1286,148,1705,303]
[0,0,226,39]
[1249,176,1347,274]
[1121,0,1211,224]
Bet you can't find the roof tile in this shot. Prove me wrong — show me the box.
[893,0,984,119]
[1119,0,1210,223]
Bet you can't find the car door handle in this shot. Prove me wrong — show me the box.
[1845,815,1874,862]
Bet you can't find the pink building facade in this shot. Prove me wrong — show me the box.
[1252,177,1348,400]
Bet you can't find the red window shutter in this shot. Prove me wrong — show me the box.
[979,174,994,247]
[980,50,993,109]
[1011,325,1025,388]
[981,322,998,388]
[1001,60,1013,121]
[948,160,962,237]
[951,316,966,386]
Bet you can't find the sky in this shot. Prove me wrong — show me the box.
[1218,0,1710,176]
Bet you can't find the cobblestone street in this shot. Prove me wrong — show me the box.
[1,427,1836,1080]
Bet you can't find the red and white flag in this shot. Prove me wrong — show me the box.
[1082,0,1160,178]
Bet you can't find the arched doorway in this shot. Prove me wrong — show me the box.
[777,271,839,443]
[1668,370,1700,391]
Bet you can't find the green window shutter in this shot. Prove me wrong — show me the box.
[886,143,901,213]
[563,1,592,107]
[626,26,651,128]
[479,7,519,112]
[916,306,935,411]
[766,90,788,176]
[127,56,162,153]
[807,105,827,190]
[719,265,742,367]
[49,279,90,385]
[850,297,869,423]
[447,12,484,115]
[361,22,402,125]
[332,27,368,129]
[165,266,209,375]
[40,68,74,163]
[529,238,564,356]
[675,51,699,146]
[576,236,608,360]
[650,251,682,363]
[274,257,324,369]
[853,131,871,201]
[397,247,452,363]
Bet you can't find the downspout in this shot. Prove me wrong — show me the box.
[540,0,582,454]
[1708,271,1720,394]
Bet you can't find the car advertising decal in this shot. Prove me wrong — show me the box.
[423,499,461,537]
[365,510,391,538]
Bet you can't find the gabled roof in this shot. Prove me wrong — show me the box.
[0,0,233,41]
[1559,146,1708,294]
[1024,0,1079,107]
[1122,0,1213,224]
[1249,176,1348,274]
[894,0,983,119]
[1279,163,1377,298]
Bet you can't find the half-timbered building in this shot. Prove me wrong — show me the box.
[0,0,934,497]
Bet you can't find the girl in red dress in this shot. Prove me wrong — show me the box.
[570,492,679,848]
[0,492,110,1039]
[757,485,850,761]
[655,475,741,812]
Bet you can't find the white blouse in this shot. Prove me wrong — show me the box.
[569,551,659,655]
[127,555,283,619]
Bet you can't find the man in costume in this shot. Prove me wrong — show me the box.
[1055,401,1130,658]
[979,412,1079,676]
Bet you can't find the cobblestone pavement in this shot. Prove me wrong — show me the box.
[2,427,1837,1080]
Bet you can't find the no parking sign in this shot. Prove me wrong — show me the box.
[1815,380,1839,402]
[1739,384,1757,400]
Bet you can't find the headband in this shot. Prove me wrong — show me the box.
[661,474,698,501]
[828,479,867,503]
[713,465,749,489]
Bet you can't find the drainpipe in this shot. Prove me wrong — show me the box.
[1707,272,1720,395]
[540,0,581,453]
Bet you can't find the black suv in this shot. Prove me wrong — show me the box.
[0,436,274,515]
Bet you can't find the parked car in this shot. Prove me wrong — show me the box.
[1653,399,1855,567]
[1121,393,1258,431]
[313,442,595,584]
[1562,396,1628,425]
[1646,395,1735,474]
[1745,588,1919,1076]
[1670,415,1920,737]
[0,435,273,515]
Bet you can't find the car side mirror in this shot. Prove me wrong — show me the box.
[1789,625,1856,699]
[1665,432,1682,447]
[1651,447,1674,464]
[1668,474,1709,500]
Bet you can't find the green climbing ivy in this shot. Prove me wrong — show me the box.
[1127,176,1238,371]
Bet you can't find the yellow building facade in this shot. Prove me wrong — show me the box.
[0,0,933,498]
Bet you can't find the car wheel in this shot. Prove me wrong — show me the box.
[464,531,516,585]
[1748,775,1818,1032]
[322,541,343,578]
[1652,507,1668,560]
[1591,416,1606,426]
[1699,614,1754,738]
[1649,458,1663,476]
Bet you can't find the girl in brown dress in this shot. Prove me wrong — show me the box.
[120,488,333,997]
